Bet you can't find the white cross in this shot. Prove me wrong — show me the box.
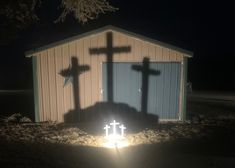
[119,124,126,137]
[110,120,120,135]
[104,125,110,137]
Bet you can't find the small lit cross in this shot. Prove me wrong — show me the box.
[110,120,120,135]
[119,124,126,137]
[104,125,110,137]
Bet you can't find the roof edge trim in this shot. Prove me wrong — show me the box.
[25,25,193,58]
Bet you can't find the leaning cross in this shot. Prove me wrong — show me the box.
[132,57,160,116]
[104,125,110,137]
[110,120,120,135]
[119,124,126,137]
[89,32,131,102]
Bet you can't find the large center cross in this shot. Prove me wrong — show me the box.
[110,120,120,135]
[132,57,160,116]
[89,32,131,102]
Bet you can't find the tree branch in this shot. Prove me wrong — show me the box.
[55,0,118,23]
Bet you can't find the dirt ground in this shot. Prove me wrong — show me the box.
[1,92,235,168]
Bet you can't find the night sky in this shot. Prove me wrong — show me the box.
[0,0,234,91]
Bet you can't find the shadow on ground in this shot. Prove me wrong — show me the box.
[64,102,159,135]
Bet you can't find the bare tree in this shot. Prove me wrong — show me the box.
[0,0,41,29]
[0,0,117,28]
[56,0,117,23]
[0,0,117,44]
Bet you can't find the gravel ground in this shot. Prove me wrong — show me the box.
[0,121,218,147]
[1,121,235,168]
[1,93,235,168]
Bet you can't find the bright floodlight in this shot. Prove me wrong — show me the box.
[103,120,129,148]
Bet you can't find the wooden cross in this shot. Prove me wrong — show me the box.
[132,57,160,116]
[59,57,90,116]
[89,32,131,102]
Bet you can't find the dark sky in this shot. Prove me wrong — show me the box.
[0,0,234,91]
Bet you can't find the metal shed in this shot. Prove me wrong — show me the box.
[26,25,193,122]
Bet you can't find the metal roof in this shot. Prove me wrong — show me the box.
[25,25,193,57]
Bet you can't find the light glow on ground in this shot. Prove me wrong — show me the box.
[103,134,129,148]
[102,120,129,148]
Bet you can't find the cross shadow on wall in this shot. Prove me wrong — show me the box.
[61,32,160,127]
[89,31,131,102]
[80,57,161,134]
[59,57,89,122]
[132,57,160,117]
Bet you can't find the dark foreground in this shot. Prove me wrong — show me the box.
[1,92,235,168]
[1,135,235,168]
[1,120,235,168]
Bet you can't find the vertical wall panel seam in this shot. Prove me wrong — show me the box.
[168,63,172,118]
[46,50,52,120]
[40,55,45,121]
[155,63,158,117]
[96,37,99,102]
[55,47,59,121]
[175,53,180,119]
[154,46,157,60]
[62,45,67,114]
[68,43,73,110]
[67,43,70,110]
[97,36,100,101]
[83,39,87,108]
[54,48,58,121]
[32,57,39,122]
[62,45,66,118]
[89,39,92,105]
[75,41,78,109]
[82,40,85,107]
[95,37,99,104]
[182,58,188,121]
[161,65,165,118]
[179,61,184,120]
[60,46,64,121]
[175,63,179,118]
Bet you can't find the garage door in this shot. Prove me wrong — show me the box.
[102,62,181,120]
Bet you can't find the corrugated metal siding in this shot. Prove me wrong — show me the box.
[102,63,141,111]
[34,30,185,122]
[103,62,181,119]
[55,46,63,121]
[148,63,181,119]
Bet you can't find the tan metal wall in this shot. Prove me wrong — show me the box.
[34,30,185,122]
